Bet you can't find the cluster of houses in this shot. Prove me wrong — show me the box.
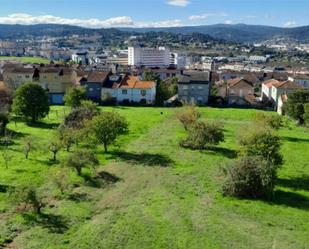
[0,62,307,113]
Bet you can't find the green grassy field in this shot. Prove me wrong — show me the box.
[0,106,308,249]
[0,56,50,64]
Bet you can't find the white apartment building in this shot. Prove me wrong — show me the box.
[128,46,170,67]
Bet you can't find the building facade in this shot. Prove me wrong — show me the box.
[178,71,211,105]
[128,46,170,67]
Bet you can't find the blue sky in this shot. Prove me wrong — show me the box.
[0,0,308,28]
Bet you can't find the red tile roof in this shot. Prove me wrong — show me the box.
[227,77,254,87]
[119,75,155,89]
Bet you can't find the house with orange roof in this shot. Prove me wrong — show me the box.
[101,74,156,104]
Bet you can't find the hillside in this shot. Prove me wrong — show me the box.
[1,23,309,43]
[119,24,309,43]
[0,107,308,248]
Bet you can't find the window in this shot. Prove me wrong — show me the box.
[25,75,30,78]
[122,89,128,95]
[191,86,195,90]
[182,86,188,90]
[198,86,203,90]
[89,87,93,92]
[141,89,147,96]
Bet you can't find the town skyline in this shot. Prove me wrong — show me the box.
[0,0,308,29]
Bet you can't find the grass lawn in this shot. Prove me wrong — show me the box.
[0,106,308,249]
[0,56,50,64]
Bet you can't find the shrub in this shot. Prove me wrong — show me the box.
[181,121,224,150]
[62,105,99,130]
[255,112,283,130]
[12,83,49,123]
[239,126,282,166]
[177,105,201,130]
[222,156,278,199]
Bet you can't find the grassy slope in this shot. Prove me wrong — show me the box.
[0,56,50,64]
[0,107,308,249]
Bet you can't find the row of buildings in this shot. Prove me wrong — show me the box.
[1,62,307,112]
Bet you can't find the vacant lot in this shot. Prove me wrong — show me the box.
[0,56,50,64]
[0,107,308,249]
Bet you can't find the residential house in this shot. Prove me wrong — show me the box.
[277,94,288,115]
[79,71,111,103]
[177,71,211,105]
[101,74,156,104]
[261,79,302,109]
[270,80,302,105]
[3,65,77,104]
[261,79,279,101]
[218,78,255,105]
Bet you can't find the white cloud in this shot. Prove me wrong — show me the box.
[283,21,297,27]
[0,13,183,28]
[224,20,233,25]
[189,12,228,21]
[0,13,134,28]
[135,19,183,28]
[167,0,190,7]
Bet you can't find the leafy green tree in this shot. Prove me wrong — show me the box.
[9,185,45,214]
[86,112,128,152]
[1,146,12,169]
[0,112,9,136]
[181,121,224,150]
[239,126,282,166]
[12,83,49,123]
[64,149,99,176]
[22,136,36,159]
[48,140,62,161]
[58,127,76,152]
[283,89,309,124]
[63,86,87,108]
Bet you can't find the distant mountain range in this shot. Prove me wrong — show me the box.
[0,23,309,43]
[119,24,309,43]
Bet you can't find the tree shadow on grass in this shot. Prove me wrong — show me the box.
[199,147,238,159]
[35,159,60,166]
[268,190,309,210]
[82,171,121,188]
[281,136,309,143]
[22,212,69,233]
[67,192,91,202]
[0,184,9,193]
[26,122,59,130]
[277,176,309,192]
[109,151,174,167]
